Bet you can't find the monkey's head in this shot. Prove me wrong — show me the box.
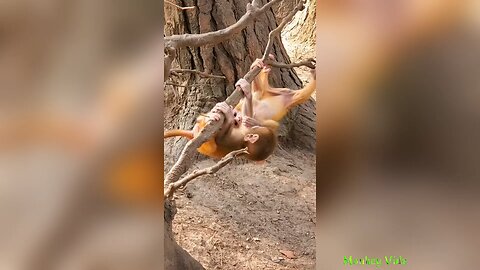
[243,126,277,161]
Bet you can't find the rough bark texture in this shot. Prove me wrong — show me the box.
[272,0,297,24]
[282,0,316,60]
[164,0,316,161]
[281,0,317,148]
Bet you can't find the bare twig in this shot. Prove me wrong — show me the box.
[164,0,306,188]
[164,148,248,198]
[163,0,290,81]
[165,82,216,88]
[164,0,282,50]
[170,69,226,79]
[262,0,305,61]
[265,58,316,69]
[165,0,196,10]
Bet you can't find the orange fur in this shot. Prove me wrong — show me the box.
[236,66,316,123]
[164,115,228,159]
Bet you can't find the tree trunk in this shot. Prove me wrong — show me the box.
[282,0,316,60]
[164,200,205,270]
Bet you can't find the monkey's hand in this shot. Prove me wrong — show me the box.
[242,116,261,128]
[211,102,232,115]
[235,78,252,100]
[208,112,222,122]
[249,54,275,71]
[211,102,234,122]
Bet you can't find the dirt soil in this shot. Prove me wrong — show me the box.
[169,148,316,269]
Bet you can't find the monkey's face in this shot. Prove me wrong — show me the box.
[232,109,243,128]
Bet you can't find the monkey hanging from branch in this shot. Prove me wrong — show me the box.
[165,77,278,161]
[164,55,316,162]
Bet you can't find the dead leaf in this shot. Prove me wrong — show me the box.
[280,249,297,259]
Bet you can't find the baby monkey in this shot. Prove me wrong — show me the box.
[164,79,278,161]
[236,56,316,122]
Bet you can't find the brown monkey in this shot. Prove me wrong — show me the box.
[218,78,279,161]
[164,79,278,161]
[235,57,316,123]
[164,104,278,161]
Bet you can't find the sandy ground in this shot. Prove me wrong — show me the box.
[169,148,316,269]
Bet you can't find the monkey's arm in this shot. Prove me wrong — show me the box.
[235,79,253,117]
[242,117,279,133]
[210,102,236,138]
[250,57,274,99]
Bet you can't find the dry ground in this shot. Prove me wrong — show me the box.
[168,148,316,269]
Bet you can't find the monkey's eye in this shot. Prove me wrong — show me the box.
[233,112,237,117]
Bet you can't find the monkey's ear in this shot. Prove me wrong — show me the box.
[244,133,259,144]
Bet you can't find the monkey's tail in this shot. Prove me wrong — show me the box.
[164,130,194,140]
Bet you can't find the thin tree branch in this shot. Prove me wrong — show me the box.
[262,0,305,61]
[164,0,306,188]
[164,148,248,198]
[165,0,196,10]
[265,58,316,69]
[170,69,226,79]
[165,82,216,88]
[164,0,282,49]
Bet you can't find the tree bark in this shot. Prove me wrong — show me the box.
[164,200,205,270]
[282,0,316,60]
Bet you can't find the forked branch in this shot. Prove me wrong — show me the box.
[164,0,283,50]
[164,148,248,198]
[265,58,316,69]
[262,0,305,60]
